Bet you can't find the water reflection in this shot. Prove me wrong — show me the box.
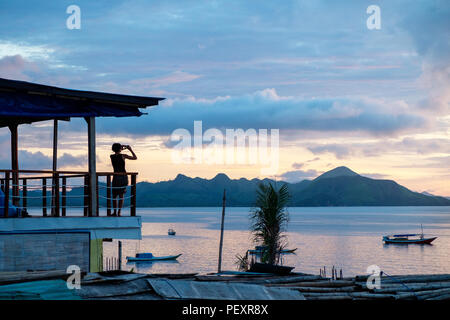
[102,206,450,276]
[126,260,180,273]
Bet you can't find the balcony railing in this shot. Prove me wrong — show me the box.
[0,170,137,218]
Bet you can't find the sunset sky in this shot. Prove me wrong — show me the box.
[0,0,449,196]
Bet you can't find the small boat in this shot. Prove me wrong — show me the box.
[248,262,294,275]
[383,234,437,244]
[383,224,437,245]
[168,228,176,236]
[248,246,297,255]
[126,253,182,262]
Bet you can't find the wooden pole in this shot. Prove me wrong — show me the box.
[9,124,19,206]
[217,189,226,273]
[22,178,27,213]
[4,172,9,217]
[83,175,88,216]
[118,241,122,271]
[131,174,136,216]
[86,117,97,216]
[106,175,111,216]
[51,119,58,216]
[62,176,66,216]
[54,173,60,216]
[42,178,47,216]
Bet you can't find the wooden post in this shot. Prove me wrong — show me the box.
[130,174,136,216]
[86,117,97,216]
[61,176,66,216]
[51,119,58,216]
[96,175,99,216]
[42,178,47,216]
[9,124,19,206]
[217,189,226,273]
[118,241,122,271]
[22,178,27,213]
[54,173,60,216]
[4,172,9,217]
[106,175,111,216]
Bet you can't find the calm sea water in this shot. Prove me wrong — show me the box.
[102,207,450,277]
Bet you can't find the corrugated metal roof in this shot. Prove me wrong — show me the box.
[0,279,82,300]
[147,278,305,300]
[0,77,164,127]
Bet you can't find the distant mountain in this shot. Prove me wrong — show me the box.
[315,166,359,180]
[23,167,450,207]
[133,166,450,207]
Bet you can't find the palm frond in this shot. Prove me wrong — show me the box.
[249,182,290,265]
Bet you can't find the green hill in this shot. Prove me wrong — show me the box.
[22,167,450,207]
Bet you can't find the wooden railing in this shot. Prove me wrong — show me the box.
[0,170,137,218]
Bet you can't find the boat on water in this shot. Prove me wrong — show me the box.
[168,228,176,236]
[383,225,437,244]
[383,234,437,244]
[126,253,182,262]
[248,262,294,275]
[248,246,297,255]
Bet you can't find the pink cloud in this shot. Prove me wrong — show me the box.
[0,55,39,80]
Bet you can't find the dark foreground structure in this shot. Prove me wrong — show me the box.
[0,78,163,273]
[1,270,450,300]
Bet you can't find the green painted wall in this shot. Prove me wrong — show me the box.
[89,238,103,272]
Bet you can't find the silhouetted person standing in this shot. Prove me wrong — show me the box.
[110,143,137,216]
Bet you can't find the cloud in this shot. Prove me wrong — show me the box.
[292,162,304,169]
[0,149,87,170]
[360,173,389,179]
[307,144,353,160]
[58,153,87,168]
[306,137,450,160]
[277,169,319,183]
[0,41,54,61]
[0,55,39,80]
[129,71,201,88]
[95,88,425,137]
[400,1,450,114]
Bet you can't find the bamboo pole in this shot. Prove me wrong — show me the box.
[292,286,355,293]
[217,189,226,273]
[266,280,355,287]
